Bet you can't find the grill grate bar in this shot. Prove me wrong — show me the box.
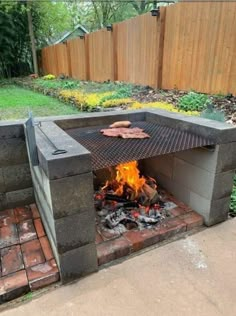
[66,121,215,170]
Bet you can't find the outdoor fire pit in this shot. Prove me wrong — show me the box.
[25,109,236,283]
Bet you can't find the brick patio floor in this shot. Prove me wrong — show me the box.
[0,204,59,303]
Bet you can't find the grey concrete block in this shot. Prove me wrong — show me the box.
[0,139,28,167]
[31,165,52,211]
[173,157,215,200]
[142,154,174,179]
[50,172,94,219]
[217,143,236,172]
[212,170,235,200]
[0,168,5,193]
[35,122,92,180]
[189,192,230,226]
[0,122,25,139]
[174,147,219,173]
[6,187,35,209]
[2,164,32,192]
[55,211,96,254]
[59,243,98,284]
[208,196,231,226]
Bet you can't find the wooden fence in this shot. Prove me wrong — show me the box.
[41,1,236,95]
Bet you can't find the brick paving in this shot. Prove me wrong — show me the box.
[96,192,204,266]
[0,204,59,304]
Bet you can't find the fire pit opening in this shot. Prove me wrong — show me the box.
[94,160,176,234]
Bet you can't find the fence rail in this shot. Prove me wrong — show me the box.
[41,1,236,95]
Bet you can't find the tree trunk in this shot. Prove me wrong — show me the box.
[27,1,38,75]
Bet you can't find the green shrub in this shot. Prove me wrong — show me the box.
[230,175,236,214]
[177,91,211,112]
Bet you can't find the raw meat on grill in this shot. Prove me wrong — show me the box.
[109,121,131,128]
[120,132,150,139]
[100,127,150,139]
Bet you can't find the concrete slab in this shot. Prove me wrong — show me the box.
[1,218,236,316]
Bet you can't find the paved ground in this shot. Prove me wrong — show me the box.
[2,218,236,316]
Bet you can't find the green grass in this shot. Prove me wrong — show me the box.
[0,85,80,120]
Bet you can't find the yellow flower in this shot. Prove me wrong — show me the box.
[129,101,200,116]
[43,74,56,80]
[102,98,133,108]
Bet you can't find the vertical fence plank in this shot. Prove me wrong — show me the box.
[41,2,236,95]
[88,29,114,82]
[67,37,87,80]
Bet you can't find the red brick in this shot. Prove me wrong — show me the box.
[167,196,192,212]
[97,237,131,266]
[95,232,103,245]
[1,245,24,276]
[26,259,59,291]
[30,204,40,219]
[0,224,19,249]
[124,230,144,252]
[17,219,37,244]
[0,270,29,303]
[140,229,160,248]
[98,225,120,241]
[155,217,187,241]
[34,218,45,238]
[169,207,187,217]
[14,206,32,223]
[39,236,54,261]
[97,242,115,266]
[21,239,45,268]
[0,209,16,227]
[179,211,204,230]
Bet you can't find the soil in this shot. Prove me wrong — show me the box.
[132,87,236,120]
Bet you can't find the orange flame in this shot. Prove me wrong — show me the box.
[113,161,146,199]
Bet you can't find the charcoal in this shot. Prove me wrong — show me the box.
[97,208,109,217]
[105,194,128,203]
[138,215,160,224]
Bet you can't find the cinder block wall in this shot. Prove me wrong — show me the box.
[27,122,98,284]
[0,122,34,210]
[142,145,236,226]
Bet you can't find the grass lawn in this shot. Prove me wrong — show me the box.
[0,85,80,120]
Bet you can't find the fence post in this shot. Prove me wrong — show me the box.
[157,7,166,89]
[85,34,90,81]
[113,24,118,81]
[66,41,72,78]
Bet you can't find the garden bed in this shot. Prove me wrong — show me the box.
[13,77,236,123]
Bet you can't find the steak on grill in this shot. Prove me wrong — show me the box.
[100,127,150,139]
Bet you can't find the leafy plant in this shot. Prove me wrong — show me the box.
[177,91,211,112]
[99,85,133,105]
[200,109,225,122]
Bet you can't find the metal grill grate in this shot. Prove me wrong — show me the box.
[66,121,215,170]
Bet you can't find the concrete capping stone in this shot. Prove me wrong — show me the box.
[55,211,96,254]
[59,243,98,284]
[146,110,236,144]
[0,121,26,139]
[1,163,32,192]
[35,122,92,179]
[49,172,94,219]
[48,110,146,130]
